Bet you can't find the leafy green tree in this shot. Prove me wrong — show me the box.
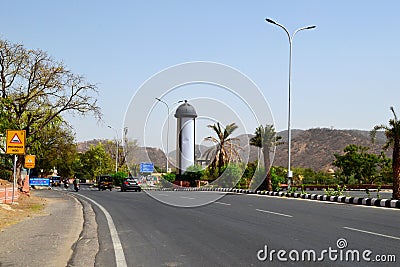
[104,131,132,173]
[204,122,241,177]
[270,166,286,191]
[181,165,205,187]
[0,38,101,184]
[217,164,243,188]
[237,161,258,189]
[333,144,381,184]
[111,171,128,186]
[250,124,282,191]
[376,152,393,184]
[29,118,77,178]
[162,172,176,183]
[371,106,400,199]
[79,143,113,180]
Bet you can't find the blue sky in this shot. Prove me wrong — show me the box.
[2,1,400,148]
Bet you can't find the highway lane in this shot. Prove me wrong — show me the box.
[76,189,400,266]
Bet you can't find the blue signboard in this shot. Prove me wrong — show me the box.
[29,177,50,186]
[140,162,154,173]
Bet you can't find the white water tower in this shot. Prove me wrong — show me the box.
[174,100,197,176]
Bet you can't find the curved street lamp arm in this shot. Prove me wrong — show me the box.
[293,25,317,38]
[266,18,291,42]
[155,97,170,173]
[266,18,316,41]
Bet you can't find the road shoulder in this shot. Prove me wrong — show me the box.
[0,190,83,267]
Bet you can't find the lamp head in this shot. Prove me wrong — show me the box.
[265,18,277,24]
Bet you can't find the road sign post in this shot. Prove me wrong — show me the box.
[5,130,26,203]
[23,155,36,194]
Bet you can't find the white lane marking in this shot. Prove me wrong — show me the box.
[343,226,400,241]
[78,194,127,267]
[215,201,231,206]
[180,196,195,200]
[323,202,344,205]
[256,209,293,218]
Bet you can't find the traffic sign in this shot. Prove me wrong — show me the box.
[6,130,26,155]
[29,177,50,186]
[25,155,36,169]
[140,162,154,173]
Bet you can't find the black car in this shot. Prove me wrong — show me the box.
[50,176,61,187]
[98,175,113,191]
[121,178,141,192]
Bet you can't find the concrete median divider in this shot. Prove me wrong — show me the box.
[144,186,400,209]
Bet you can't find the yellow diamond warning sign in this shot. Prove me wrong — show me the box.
[6,130,26,155]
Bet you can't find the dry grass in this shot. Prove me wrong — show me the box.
[0,179,47,231]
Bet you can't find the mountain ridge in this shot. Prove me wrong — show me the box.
[77,128,388,172]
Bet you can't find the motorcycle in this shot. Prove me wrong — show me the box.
[74,184,79,192]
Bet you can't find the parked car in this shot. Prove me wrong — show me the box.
[98,175,113,191]
[121,177,141,192]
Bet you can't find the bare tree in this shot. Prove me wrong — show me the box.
[0,38,102,185]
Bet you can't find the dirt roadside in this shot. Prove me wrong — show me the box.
[0,181,85,267]
[0,179,48,231]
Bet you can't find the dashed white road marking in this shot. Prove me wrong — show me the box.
[215,201,231,206]
[343,226,400,241]
[256,209,293,218]
[180,196,195,200]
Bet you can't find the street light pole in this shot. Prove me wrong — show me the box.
[265,18,316,190]
[108,125,119,173]
[155,97,170,173]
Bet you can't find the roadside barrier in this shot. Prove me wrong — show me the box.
[0,186,19,204]
[144,187,400,209]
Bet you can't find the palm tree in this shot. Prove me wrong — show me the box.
[250,124,282,191]
[204,122,241,177]
[371,106,400,200]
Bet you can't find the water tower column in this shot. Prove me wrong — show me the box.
[174,100,197,177]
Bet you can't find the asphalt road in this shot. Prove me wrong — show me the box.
[75,188,400,267]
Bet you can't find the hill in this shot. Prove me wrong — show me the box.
[76,128,388,172]
[273,128,387,171]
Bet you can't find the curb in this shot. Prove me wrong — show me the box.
[68,195,99,267]
[143,187,400,209]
